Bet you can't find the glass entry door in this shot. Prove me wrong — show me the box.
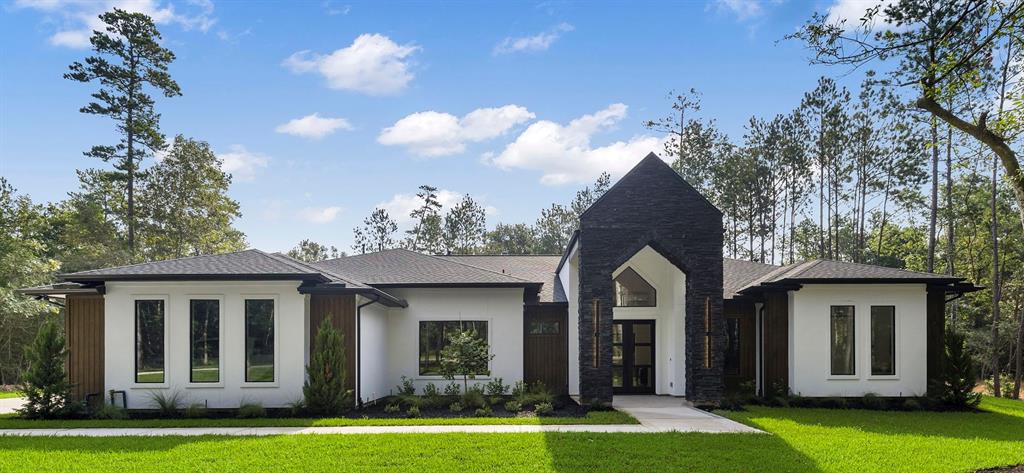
[612,320,655,394]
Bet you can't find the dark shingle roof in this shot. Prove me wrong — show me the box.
[61,249,329,282]
[313,249,538,287]
[440,255,565,302]
[723,258,780,299]
[733,259,963,296]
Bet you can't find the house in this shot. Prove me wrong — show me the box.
[21,154,978,409]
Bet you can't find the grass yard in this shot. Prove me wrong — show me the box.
[0,397,1019,472]
[0,410,636,429]
[0,391,22,399]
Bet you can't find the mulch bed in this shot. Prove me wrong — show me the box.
[977,466,1024,473]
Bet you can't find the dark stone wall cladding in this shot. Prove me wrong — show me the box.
[577,154,725,404]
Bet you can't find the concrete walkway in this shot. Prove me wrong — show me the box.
[0,396,761,437]
[612,395,761,433]
[0,397,25,415]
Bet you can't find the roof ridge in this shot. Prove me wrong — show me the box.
[809,258,946,277]
[442,254,564,257]
[415,250,535,283]
[62,248,260,276]
[266,252,367,287]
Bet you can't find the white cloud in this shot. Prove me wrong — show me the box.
[378,105,534,157]
[378,190,497,230]
[486,103,667,185]
[217,145,269,181]
[493,23,573,55]
[709,0,763,20]
[298,206,343,224]
[825,0,898,31]
[275,113,353,139]
[283,34,420,96]
[15,0,216,48]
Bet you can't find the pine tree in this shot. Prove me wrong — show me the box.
[937,328,981,409]
[404,185,444,254]
[18,320,78,419]
[442,195,487,255]
[303,316,351,414]
[352,208,398,254]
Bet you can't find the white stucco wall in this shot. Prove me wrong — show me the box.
[611,246,686,396]
[559,244,581,396]
[358,298,390,403]
[103,281,307,409]
[788,284,928,397]
[382,287,525,394]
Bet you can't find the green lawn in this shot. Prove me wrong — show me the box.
[0,397,1019,472]
[0,391,22,399]
[0,410,636,429]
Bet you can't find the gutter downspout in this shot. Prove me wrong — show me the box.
[356,294,382,408]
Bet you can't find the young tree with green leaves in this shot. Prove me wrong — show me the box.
[65,8,182,260]
[140,136,245,260]
[483,223,538,255]
[352,208,398,254]
[303,316,351,414]
[438,329,494,393]
[18,320,77,419]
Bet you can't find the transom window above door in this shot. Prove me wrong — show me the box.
[614,267,657,307]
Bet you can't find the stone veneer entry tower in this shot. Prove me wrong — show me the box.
[576,153,725,404]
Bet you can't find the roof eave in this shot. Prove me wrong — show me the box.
[61,273,330,283]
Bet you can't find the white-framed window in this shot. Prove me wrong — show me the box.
[189,297,223,384]
[244,298,276,383]
[133,296,169,385]
[418,320,488,376]
[829,305,855,376]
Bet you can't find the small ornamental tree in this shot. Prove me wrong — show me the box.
[18,319,77,419]
[303,316,350,415]
[439,329,494,392]
[938,328,981,409]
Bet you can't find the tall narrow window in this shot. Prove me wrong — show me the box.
[830,306,855,376]
[245,299,275,382]
[135,299,165,384]
[871,306,896,376]
[724,317,741,376]
[190,299,220,383]
[614,267,656,307]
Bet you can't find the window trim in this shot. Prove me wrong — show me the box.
[241,294,280,387]
[612,266,659,308]
[416,318,492,379]
[828,305,857,379]
[868,305,899,380]
[131,294,170,389]
[186,295,225,388]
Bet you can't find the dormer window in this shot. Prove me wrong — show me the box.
[614,267,656,307]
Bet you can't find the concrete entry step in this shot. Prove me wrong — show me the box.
[612,395,762,433]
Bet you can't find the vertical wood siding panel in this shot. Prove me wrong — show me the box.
[309,295,357,394]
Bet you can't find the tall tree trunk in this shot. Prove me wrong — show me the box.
[946,123,957,323]
[991,148,1002,398]
[927,117,938,273]
[1014,303,1022,399]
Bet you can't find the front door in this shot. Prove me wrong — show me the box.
[612,320,655,394]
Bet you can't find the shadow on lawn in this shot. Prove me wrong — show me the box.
[0,435,242,454]
[740,405,1024,442]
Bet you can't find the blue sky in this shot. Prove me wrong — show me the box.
[0,0,872,252]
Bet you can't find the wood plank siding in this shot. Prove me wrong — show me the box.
[309,294,357,394]
[926,287,946,396]
[723,299,756,392]
[762,291,788,396]
[65,294,105,402]
[523,304,569,394]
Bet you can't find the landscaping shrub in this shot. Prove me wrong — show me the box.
[861,393,884,410]
[485,378,508,396]
[515,381,553,407]
[286,398,307,417]
[449,402,464,413]
[443,382,461,397]
[184,403,207,418]
[487,396,503,406]
[438,329,494,392]
[422,382,440,397]
[463,385,486,408]
[148,390,184,417]
[91,403,128,420]
[504,400,522,413]
[984,375,1017,399]
[421,382,445,408]
[474,406,492,417]
[511,380,528,398]
[237,402,265,418]
[937,329,982,409]
[397,394,422,409]
[406,405,421,418]
[535,401,553,416]
[303,316,351,415]
[901,398,922,411]
[384,402,400,414]
[18,319,78,419]
[396,376,416,396]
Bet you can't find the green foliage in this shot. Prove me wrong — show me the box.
[448,402,464,413]
[938,329,982,409]
[396,376,415,396]
[404,185,444,254]
[383,403,400,414]
[237,402,265,419]
[406,406,421,418]
[534,402,554,415]
[147,390,184,417]
[352,208,398,254]
[17,320,77,419]
[438,329,494,392]
[287,239,342,262]
[422,382,440,397]
[484,378,508,396]
[514,381,554,408]
[473,406,492,417]
[483,223,537,255]
[443,382,460,397]
[91,403,129,420]
[462,385,486,409]
[183,403,207,419]
[303,316,351,415]
[442,194,487,254]
[504,400,522,413]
